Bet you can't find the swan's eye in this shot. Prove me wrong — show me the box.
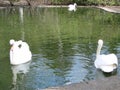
[18,44,22,48]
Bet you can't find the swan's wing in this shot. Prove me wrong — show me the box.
[101,54,118,65]
[68,4,73,8]
[94,55,106,68]
[95,54,118,72]
[20,42,30,50]
[97,54,117,65]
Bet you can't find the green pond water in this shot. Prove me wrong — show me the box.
[0,7,120,90]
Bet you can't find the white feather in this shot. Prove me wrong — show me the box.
[68,3,77,11]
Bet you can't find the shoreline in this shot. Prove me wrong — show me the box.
[0,5,120,14]
[98,6,120,13]
[44,76,120,90]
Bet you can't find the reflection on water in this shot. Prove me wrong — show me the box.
[19,7,23,24]
[0,7,120,89]
[19,7,25,41]
[11,61,31,90]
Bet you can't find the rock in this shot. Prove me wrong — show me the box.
[45,76,120,90]
[98,6,120,13]
[0,0,10,6]
[13,0,28,6]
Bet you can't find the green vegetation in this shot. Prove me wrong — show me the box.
[2,0,120,6]
[50,0,120,5]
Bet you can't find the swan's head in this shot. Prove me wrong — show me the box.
[10,39,15,45]
[98,39,103,46]
[74,3,77,6]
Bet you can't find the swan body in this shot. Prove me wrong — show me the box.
[10,39,32,65]
[94,39,118,73]
[68,3,77,11]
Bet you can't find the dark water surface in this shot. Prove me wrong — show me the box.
[0,7,120,90]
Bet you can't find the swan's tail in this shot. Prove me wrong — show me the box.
[100,64,117,73]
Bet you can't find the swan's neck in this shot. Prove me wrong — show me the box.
[96,43,102,57]
[74,3,76,6]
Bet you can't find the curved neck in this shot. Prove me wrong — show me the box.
[96,43,102,57]
[74,3,76,6]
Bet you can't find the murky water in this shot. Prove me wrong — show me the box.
[0,7,120,90]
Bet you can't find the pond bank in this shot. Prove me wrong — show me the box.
[98,6,120,13]
[44,76,120,90]
[0,3,120,14]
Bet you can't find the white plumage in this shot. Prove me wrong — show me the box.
[94,39,118,73]
[9,39,32,65]
[68,3,77,11]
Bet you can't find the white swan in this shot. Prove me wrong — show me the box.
[10,39,32,65]
[94,39,118,73]
[68,3,77,11]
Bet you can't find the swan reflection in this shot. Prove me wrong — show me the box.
[11,61,31,90]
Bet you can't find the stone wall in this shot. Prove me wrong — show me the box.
[0,0,51,6]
